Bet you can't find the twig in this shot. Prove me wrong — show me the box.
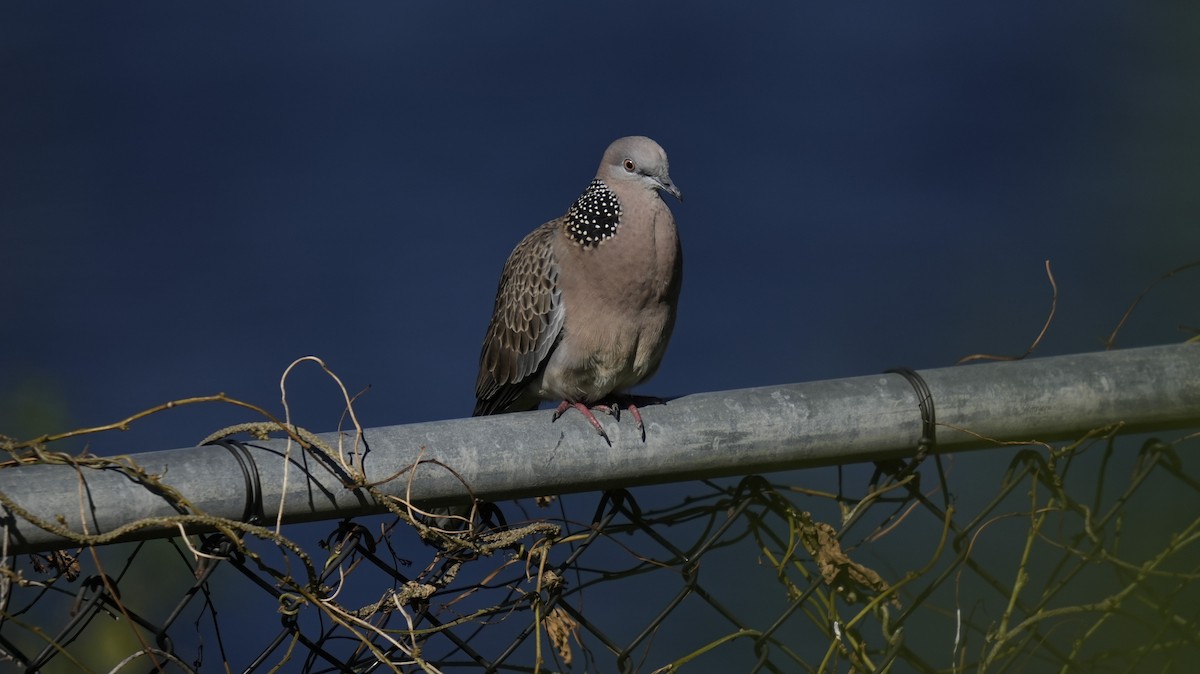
[1105,258,1200,348]
[958,260,1057,364]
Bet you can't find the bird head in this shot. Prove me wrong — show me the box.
[598,136,683,202]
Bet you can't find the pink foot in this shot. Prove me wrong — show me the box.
[553,401,612,444]
[626,403,645,441]
[551,397,655,443]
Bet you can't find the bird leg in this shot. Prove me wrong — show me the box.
[552,401,613,444]
[626,403,645,441]
[552,395,665,443]
[608,394,667,442]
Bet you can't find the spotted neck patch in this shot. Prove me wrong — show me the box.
[564,179,622,249]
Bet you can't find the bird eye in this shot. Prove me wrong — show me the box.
[623,159,636,172]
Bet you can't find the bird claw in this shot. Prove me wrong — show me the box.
[626,403,646,441]
[593,404,619,420]
[551,397,655,443]
[553,401,612,445]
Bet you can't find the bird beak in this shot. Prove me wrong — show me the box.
[657,176,683,203]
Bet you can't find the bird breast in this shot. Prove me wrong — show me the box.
[541,198,681,403]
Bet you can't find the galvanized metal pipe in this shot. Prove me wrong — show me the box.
[2,344,1197,553]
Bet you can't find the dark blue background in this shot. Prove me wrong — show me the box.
[2,3,1196,465]
[2,3,1199,669]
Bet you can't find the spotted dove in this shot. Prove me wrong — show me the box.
[473,136,683,442]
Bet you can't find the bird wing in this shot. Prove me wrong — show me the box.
[474,220,564,415]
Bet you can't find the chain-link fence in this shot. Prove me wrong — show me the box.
[2,350,1198,672]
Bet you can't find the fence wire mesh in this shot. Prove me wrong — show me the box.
[2,412,1198,673]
